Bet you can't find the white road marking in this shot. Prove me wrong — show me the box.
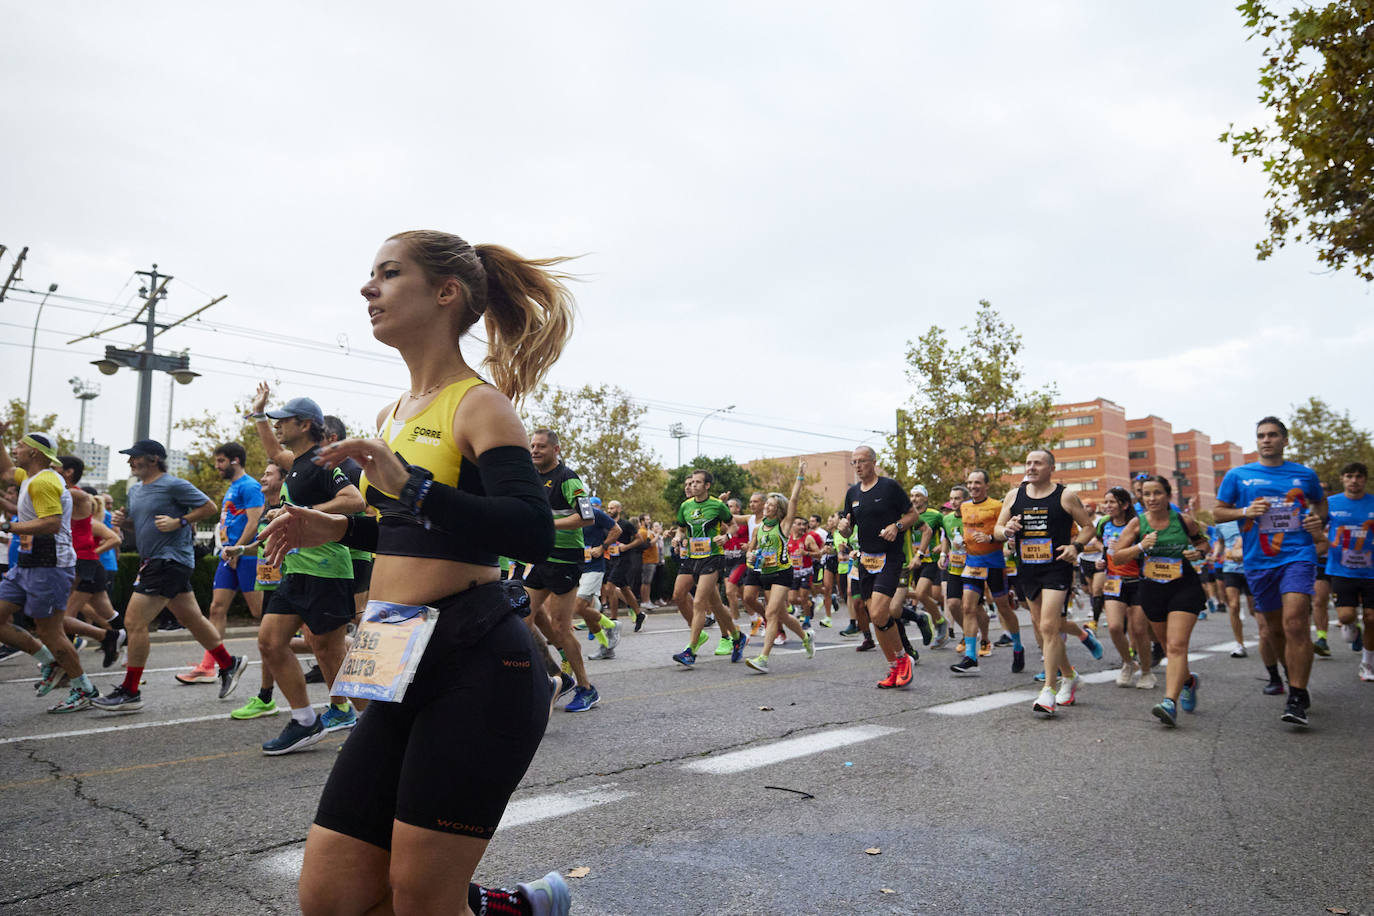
[1159,653,1212,665]
[500,784,635,829]
[1079,669,1122,685]
[926,691,1039,716]
[261,846,304,877]
[0,703,329,745]
[1201,640,1258,653]
[257,784,639,877]
[3,660,264,685]
[681,725,901,774]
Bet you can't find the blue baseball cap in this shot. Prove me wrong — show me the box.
[589,496,603,507]
[266,397,325,425]
[119,438,167,459]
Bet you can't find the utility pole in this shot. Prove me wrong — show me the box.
[70,264,221,445]
[669,422,688,466]
[0,246,28,302]
[132,265,170,443]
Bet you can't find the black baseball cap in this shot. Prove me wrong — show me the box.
[120,439,167,459]
[265,397,325,426]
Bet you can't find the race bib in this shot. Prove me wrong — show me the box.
[760,548,778,568]
[1021,537,1053,564]
[334,601,440,703]
[584,546,593,563]
[860,553,886,573]
[689,537,712,559]
[1143,557,1182,583]
[1104,575,1123,597]
[18,534,33,553]
[1257,503,1300,535]
[1343,549,1372,570]
[962,564,988,580]
[256,562,282,586]
[949,550,966,568]
[608,543,621,557]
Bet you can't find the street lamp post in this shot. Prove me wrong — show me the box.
[24,283,59,423]
[696,404,735,459]
[669,422,688,466]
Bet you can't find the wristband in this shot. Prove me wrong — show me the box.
[249,412,267,420]
[399,464,435,516]
[179,517,190,528]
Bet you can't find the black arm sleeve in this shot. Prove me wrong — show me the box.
[415,444,555,564]
[340,515,379,552]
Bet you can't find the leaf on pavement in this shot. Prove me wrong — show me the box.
[1325,908,1349,914]
[880,888,896,894]
[566,867,591,879]
[865,847,881,855]
[758,706,774,711]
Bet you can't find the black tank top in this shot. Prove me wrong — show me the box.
[1010,483,1072,567]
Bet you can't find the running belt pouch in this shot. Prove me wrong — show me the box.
[443,580,530,647]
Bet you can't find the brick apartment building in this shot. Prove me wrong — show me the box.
[996,398,1255,510]
[753,399,1257,514]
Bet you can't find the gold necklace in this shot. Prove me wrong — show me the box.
[406,372,469,400]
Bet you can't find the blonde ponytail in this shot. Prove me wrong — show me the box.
[387,230,577,405]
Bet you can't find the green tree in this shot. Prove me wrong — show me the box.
[174,402,270,507]
[0,399,75,454]
[662,456,757,516]
[107,478,128,507]
[1286,396,1374,490]
[885,301,1056,499]
[1221,1,1374,281]
[522,383,662,510]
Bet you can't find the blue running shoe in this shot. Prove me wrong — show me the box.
[1180,673,1199,712]
[1033,670,1046,682]
[262,716,325,755]
[672,648,696,668]
[730,632,747,663]
[320,703,358,732]
[1151,697,1178,727]
[565,685,599,712]
[1081,628,1104,660]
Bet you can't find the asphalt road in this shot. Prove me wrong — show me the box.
[1,606,1371,915]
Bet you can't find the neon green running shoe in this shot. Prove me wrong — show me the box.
[230,696,279,720]
[714,635,733,656]
[693,630,711,652]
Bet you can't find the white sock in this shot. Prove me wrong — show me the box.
[1363,649,1374,667]
[291,706,317,727]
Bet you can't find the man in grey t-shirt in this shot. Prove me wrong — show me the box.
[93,439,247,714]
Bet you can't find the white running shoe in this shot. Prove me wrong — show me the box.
[1033,686,1056,717]
[1136,670,1158,690]
[1116,660,1138,687]
[1359,663,1374,682]
[1055,672,1079,706]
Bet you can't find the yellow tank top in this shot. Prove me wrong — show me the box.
[363,376,485,499]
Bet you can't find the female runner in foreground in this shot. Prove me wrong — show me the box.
[261,230,574,915]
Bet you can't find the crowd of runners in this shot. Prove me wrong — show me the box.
[2,232,1369,915]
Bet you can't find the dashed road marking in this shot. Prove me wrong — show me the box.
[500,784,636,829]
[926,691,1039,716]
[681,725,901,774]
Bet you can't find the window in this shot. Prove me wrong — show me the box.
[1175,443,1190,452]
[1056,437,1096,449]
[1129,450,1149,460]
[1179,460,1192,469]
[1127,431,1147,440]
[1064,480,1099,492]
[1051,416,1094,428]
[1212,454,1226,463]
[1060,459,1097,470]
[1009,464,1025,475]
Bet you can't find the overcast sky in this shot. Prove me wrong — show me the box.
[3,2,1368,474]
